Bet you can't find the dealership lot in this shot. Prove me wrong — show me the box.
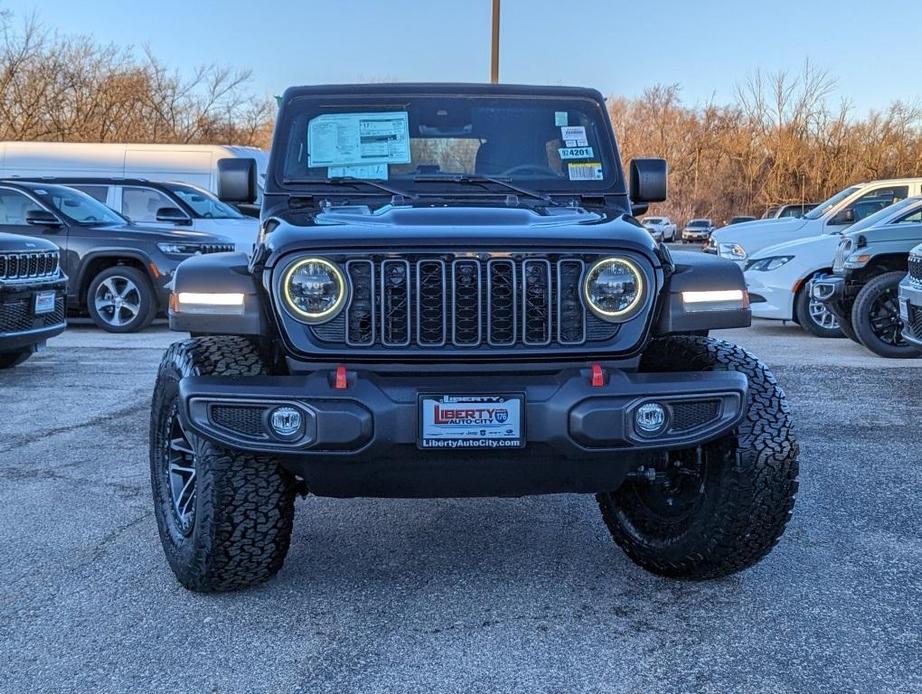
[1,322,920,693]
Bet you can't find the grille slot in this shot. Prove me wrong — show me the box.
[487,259,516,346]
[522,259,552,345]
[381,259,411,346]
[0,251,59,281]
[452,259,482,346]
[346,260,375,346]
[557,259,586,344]
[417,260,447,346]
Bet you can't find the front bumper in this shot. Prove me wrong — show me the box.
[898,275,922,348]
[745,272,794,321]
[683,231,710,241]
[177,366,748,497]
[810,274,851,323]
[0,278,67,352]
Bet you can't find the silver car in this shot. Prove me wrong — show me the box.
[682,218,715,243]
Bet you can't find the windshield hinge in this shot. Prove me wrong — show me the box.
[289,195,315,209]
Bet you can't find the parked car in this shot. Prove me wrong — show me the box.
[682,218,714,242]
[728,216,757,225]
[710,179,922,263]
[0,231,66,368]
[744,198,922,338]
[898,243,922,349]
[811,196,922,357]
[15,177,258,254]
[640,216,677,242]
[0,181,235,332]
[761,203,818,220]
[149,82,798,593]
[0,142,268,203]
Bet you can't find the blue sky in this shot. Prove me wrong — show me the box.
[4,0,919,114]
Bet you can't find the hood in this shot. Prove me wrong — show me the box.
[844,221,922,245]
[0,231,58,252]
[264,204,659,261]
[711,217,808,243]
[188,217,259,251]
[85,223,234,245]
[750,233,840,260]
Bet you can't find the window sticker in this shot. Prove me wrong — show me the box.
[328,164,389,180]
[568,162,604,181]
[554,111,569,126]
[560,125,588,147]
[558,146,594,160]
[308,111,411,168]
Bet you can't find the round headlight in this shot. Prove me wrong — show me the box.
[282,257,347,323]
[583,257,644,321]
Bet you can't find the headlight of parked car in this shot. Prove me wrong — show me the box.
[582,257,645,321]
[744,255,794,272]
[157,242,211,257]
[281,257,348,323]
[718,242,748,260]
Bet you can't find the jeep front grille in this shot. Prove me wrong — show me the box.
[908,304,922,339]
[309,253,625,351]
[909,254,922,286]
[0,251,59,282]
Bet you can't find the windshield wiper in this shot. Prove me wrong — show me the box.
[412,174,561,206]
[284,176,417,200]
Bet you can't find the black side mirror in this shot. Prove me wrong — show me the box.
[155,207,191,224]
[629,159,667,216]
[831,208,855,225]
[217,157,257,204]
[26,209,62,227]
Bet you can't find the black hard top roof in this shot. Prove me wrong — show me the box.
[281,82,606,102]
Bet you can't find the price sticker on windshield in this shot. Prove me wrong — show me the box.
[560,125,588,147]
[558,146,594,160]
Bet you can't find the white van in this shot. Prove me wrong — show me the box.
[0,142,268,200]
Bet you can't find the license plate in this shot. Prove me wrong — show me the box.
[419,394,525,450]
[33,291,56,315]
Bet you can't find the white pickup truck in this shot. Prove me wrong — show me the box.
[709,178,922,262]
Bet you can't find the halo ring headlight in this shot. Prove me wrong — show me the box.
[582,257,645,321]
[281,257,348,323]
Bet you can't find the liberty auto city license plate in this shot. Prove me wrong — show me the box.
[418,394,525,450]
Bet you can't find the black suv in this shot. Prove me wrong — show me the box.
[0,231,67,367]
[0,181,235,332]
[150,83,799,592]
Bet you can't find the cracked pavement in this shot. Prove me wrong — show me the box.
[1,321,920,693]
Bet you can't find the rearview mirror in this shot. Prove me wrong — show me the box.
[26,209,62,227]
[217,157,257,205]
[155,207,191,224]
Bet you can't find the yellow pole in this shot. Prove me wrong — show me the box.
[491,0,501,83]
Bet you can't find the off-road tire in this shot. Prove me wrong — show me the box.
[851,271,922,359]
[0,349,33,369]
[87,266,156,333]
[597,336,799,579]
[149,336,296,592]
[795,283,843,338]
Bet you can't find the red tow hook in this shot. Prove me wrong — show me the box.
[334,365,349,390]
[591,363,605,387]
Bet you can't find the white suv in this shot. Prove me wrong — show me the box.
[641,216,677,242]
[710,178,922,263]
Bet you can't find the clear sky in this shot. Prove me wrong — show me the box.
[4,0,919,114]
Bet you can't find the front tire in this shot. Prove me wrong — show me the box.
[794,283,842,338]
[597,336,799,579]
[87,266,156,333]
[851,271,921,358]
[149,336,296,592]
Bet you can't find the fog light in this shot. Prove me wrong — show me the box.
[269,407,302,438]
[635,402,667,435]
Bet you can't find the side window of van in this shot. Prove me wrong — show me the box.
[122,187,175,223]
[69,185,110,204]
[847,186,909,222]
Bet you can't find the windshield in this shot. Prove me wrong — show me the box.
[844,196,922,235]
[644,217,663,224]
[32,185,125,225]
[804,186,860,220]
[276,92,621,199]
[688,220,709,227]
[166,183,244,219]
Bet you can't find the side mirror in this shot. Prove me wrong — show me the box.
[26,209,62,227]
[217,157,257,204]
[831,208,855,226]
[629,158,667,216]
[155,207,191,224]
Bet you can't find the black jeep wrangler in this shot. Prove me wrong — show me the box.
[150,84,799,592]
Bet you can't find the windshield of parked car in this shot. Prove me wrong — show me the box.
[644,217,664,224]
[165,183,245,219]
[804,186,860,220]
[276,92,622,200]
[843,196,922,235]
[32,185,125,225]
[688,220,709,227]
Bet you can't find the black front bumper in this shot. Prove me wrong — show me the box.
[810,274,852,322]
[0,278,67,352]
[177,366,748,497]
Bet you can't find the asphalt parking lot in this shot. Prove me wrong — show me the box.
[2,319,921,693]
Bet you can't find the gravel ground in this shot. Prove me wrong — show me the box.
[1,319,920,693]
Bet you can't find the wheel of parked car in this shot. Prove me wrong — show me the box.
[597,336,799,579]
[851,272,922,358]
[794,283,843,338]
[87,266,156,333]
[0,349,34,369]
[150,336,297,592]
